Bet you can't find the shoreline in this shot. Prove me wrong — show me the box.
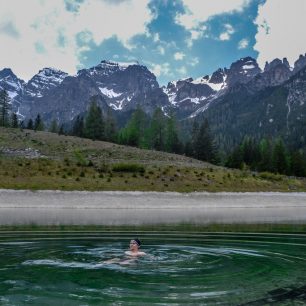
[1,189,306,226]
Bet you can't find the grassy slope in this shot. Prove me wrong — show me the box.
[0,127,306,192]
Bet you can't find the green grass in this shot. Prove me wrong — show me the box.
[1,127,306,192]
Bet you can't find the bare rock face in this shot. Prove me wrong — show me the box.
[263,58,292,86]
[0,68,25,117]
[2,54,306,129]
[226,57,261,87]
[293,54,306,74]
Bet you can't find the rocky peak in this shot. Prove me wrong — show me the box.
[25,67,68,98]
[0,68,25,101]
[226,57,261,86]
[79,60,139,78]
[262,58,292,86]
[210,68,226,84]
[264,58,290,72]
[293,53,306,74]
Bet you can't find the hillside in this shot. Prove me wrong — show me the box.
[0,127,306,192]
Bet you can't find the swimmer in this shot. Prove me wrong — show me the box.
[103,238,146,265]
[125,238,146,257]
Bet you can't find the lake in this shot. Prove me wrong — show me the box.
[1,230,306,305]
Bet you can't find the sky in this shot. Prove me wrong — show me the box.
[0,0,306,85]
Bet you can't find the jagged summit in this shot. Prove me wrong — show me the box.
[1,53,306,125]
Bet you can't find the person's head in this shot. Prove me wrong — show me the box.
[129,238,141,251]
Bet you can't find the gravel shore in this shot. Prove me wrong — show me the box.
[1,190,306,225]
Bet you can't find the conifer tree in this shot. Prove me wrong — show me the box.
[27,119,34,130]
[148,107,166,151]
[72,115,84,137]
[258,138,273,172]
[165,112,182,153]
[119,106,147,147]
[104,109,117,142]
[11,112,19,128]
[84,97,104,140]
[272,138,289,174]
[34,114,44,131]
[225,146,244,169]
[192,119,218,163]
[290,150,306,177]
[0,89,10,127]
[49,119,59,133]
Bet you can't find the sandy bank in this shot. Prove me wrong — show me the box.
[0,190,306,225]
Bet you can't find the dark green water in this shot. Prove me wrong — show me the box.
[1,231,306,305]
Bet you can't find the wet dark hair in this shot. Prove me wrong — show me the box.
[133,238,141,246]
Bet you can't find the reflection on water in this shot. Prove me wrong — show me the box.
[0,231,306,305]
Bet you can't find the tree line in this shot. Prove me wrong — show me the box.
[0,89,18,128]
[4,91,305,177]
[226,137,306,177]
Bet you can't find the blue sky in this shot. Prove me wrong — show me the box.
[0,0,305,85]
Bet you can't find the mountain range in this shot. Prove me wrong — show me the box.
[1,53,306,151]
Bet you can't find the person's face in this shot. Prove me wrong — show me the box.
[129,240,139,251]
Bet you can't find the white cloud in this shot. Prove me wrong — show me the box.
[189,57,199,67]
[219,33,230,41]
[157,45,165,55]
[176,0,250,44]
[176,66,187,77]
[238,38,249,49]
[254,0,306,68]
[219,23,234,41]
[174,52,185,60]
[150,63,171,77]
[0,0,152,80]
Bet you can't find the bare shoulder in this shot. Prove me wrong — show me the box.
[125,251,146,256]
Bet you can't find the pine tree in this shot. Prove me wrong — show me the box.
[72,115,84,137]
[49,119,59,133]
[27,119,34,130]
[225,146,244,169]
[0,89,11,127]
[148,107,166,151]
[290,150,306,177]
[119,106,147,147]
[104,109,117,142]
[258,138,273,172]
[84,97,104,140]
[11,112,19,128]
[165,112,182,153]
[192,119,218,163]
[58,124,65,135]
[272,138,289,174]
[34,114,44,131]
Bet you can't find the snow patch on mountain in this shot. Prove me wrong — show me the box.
[99,87,122,98]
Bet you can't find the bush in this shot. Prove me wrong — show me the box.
[259,172,283,181]
[112,163,145,173]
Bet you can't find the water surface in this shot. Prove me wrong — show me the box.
[1,231,306,305]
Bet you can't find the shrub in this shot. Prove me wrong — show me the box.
[259,172,283,181]
[112,163,145,173]
[74,150,89,167]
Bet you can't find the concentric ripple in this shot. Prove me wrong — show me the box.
[0,231,306,305]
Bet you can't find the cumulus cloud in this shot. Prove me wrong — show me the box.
[150,62,172,77]
[254,0,306,68]
[174,52,185,60]
[157,45,165,55]
[0,0,152,80]
[176,0,250,45]
[219,24,234,41]
[176,66,187,77]
[189,57,199,66]
[238,38,249,49]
